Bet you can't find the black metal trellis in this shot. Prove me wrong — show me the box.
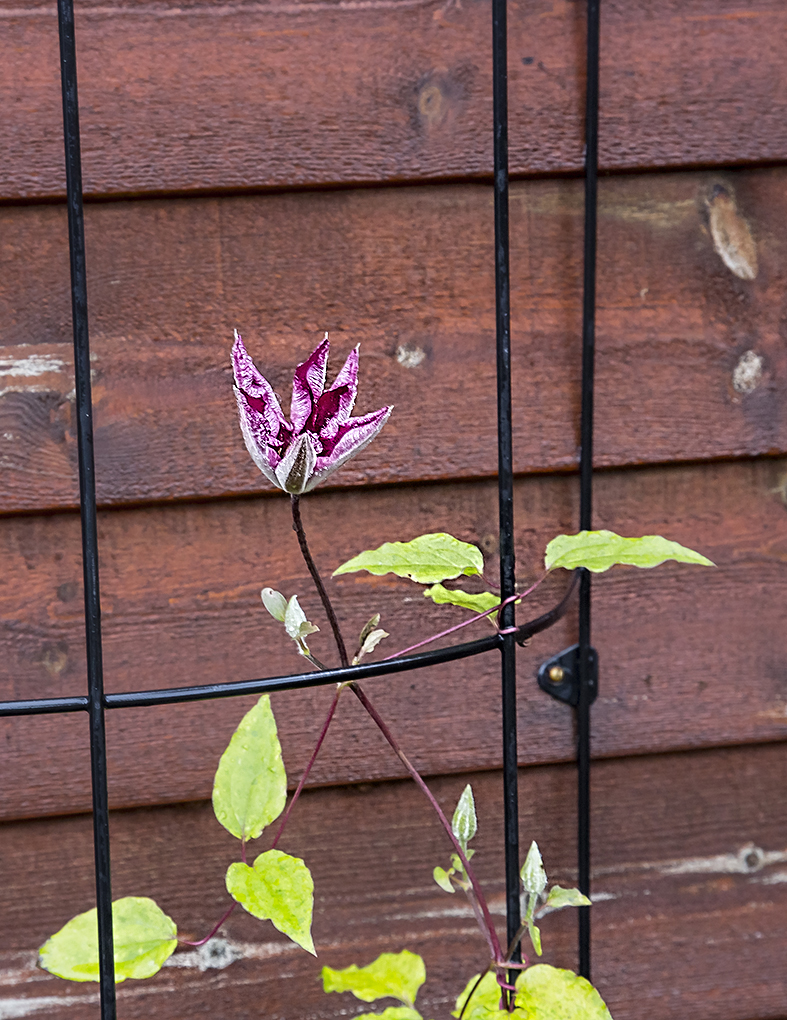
[2,0,600,1015]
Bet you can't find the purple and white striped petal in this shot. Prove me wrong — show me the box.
[323,344,359,426]
[232,332,290,436]
[306,404,393,491]
[234,387,282,486]
[290,335,330,432]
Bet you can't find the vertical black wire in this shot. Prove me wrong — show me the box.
[57,1,116,1015]
[492,0,520,976]
[578,0,600,983]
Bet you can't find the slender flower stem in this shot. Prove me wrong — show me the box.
[270,687,341,850]
[291,495,349,667]
[504,918,530,964]
[180,902,237,947]
[349,681,503,962]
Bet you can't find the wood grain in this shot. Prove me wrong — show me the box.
[2,168,786,512]
[2,0,787,200]
[1,457,785,820]
[1,746,785,1019]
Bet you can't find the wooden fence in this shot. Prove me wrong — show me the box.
[1,0,785,1017]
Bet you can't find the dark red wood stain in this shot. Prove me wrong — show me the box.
[1,4,785,1016]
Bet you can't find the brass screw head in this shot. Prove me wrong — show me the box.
[548,665,565,684]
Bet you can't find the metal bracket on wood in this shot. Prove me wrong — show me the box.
[537,644,599,707]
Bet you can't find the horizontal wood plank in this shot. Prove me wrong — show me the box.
[2,168,786,512]
[1,745,785,1019]
[2,0,787,200]
[1,457,785,820]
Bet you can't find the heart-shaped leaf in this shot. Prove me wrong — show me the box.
[226,849,315,954]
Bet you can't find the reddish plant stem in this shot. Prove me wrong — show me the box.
[291,495,349,667]
[180,902,237,947]
[349,681,503,962]
[270,687,341,850]
[384,573,549,661]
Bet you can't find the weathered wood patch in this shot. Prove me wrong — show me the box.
[0,458,784,819]
[0,747,785,1019]
[1,0,786,199]
[1,169,785,512]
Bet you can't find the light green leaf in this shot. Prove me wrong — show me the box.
[355,1009,423,1020]
[226,849,315,955]
[423,585,501,614]
[452,971,500,1019]
[284,594,320,656]
[515,964,613,1019]
[451,785,478,851]
[322,951,426,1008]
[433,866,456,893]
[353,628,389,665]
[450,847,475,873]
[359,613,382,646]
[333,534,484,585]
[527,918,542,957]
[545,530,715,573]
[454,966,613,1020]
[39,897,177,983]
[212,695,287,841]
[261,587,288,622]
[538,886,592,917]
[520,841,547,898]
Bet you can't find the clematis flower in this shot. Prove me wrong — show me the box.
[232,330,392,495]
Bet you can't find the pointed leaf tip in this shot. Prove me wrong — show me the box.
[545,530,715,573]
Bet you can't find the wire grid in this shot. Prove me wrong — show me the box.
[0,0,600,1015]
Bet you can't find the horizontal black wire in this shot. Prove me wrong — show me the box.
[0,578,577,717]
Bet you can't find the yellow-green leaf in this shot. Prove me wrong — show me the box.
[452,971,501,1019]
[323,950,426,1008]
[433,866,455,893]
[333,534,484,585]
[539,886,592,916]
[226,849,315,955]
[527,918,542,956]
[453,965,613,1020]
[515,964,613,1019]
[545,530,715,573]
[423,584,501,613]
[212,695,287,841]
[355,1009,423,1020]
[39,897,177,983]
